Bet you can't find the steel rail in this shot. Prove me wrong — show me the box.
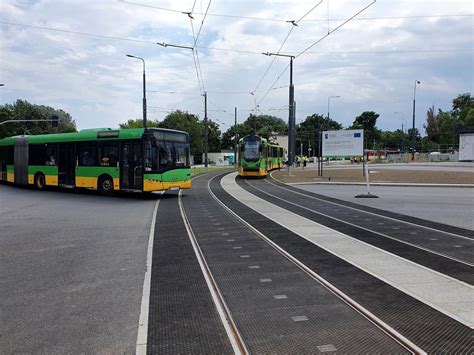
[260,178,474,268]
[178,188,248,355]
[208,172,425,354]
[267,172,473,241]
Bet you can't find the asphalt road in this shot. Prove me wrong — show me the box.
[294,184,474,230]
[0,184,157,353]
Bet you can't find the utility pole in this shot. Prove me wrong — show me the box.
[234,107,238,167]
[262,52,295,175]
[288,58,295,175]
[204,91,208,168]
[412,80,421,161]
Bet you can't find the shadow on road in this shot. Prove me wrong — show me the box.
[0,181,181,201]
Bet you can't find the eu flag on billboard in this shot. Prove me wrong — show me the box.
[354,132,361,138]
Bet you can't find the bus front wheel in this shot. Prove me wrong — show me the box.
[98,175,114,195]
[34,173,46,190]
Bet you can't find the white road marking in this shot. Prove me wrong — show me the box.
[136,195,162,355]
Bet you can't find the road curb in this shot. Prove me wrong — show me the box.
[284,181,474,188]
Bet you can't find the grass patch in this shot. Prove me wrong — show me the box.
[191,166,237,176]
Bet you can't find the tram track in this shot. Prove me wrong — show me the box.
[249,178,474,268]
[238,177,474,284]
[206,173,423,355]
[268,172,474,240]
[177,171,419,353]
[208,171,473,353]
[178,188,248,355]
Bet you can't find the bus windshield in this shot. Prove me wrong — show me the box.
[145,133,190,172]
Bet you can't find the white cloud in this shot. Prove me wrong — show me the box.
[0,0,472,133]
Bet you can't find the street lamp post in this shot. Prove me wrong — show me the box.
[411,80,421,161]
[394,111,404,133]
[262,52,296,175]
[321,95,340,175]
[327,95,341,123]
[126,54,147,131]
[394,111,405,153]
[157,42,210,167]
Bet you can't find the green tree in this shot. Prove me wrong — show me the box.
[379,129,409,151]
[296,114,343,155]
[464,108,474,126]
[424,105,440,143]
[221,123,248,150]
[452,93,474,123]
[407,128,422,151]
[245,114,287,137]
[0,99,76,138]
[157,110,204,155]
[205,120,222,152]
[221,114,287,149]
[349,111,381,148]
[119,119,160,129]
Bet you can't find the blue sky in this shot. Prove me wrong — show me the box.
[1,0,473,133]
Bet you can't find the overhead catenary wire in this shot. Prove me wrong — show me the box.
[187,1,212,95]
[119,2,474,23]
[252,0,323,94]
[1,21,470,56]
[257,0,377,107]
[296,0,377,58]
[189,18,205,94]
[193,0,212,47]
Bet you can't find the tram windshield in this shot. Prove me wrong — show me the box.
[242,137,261,162]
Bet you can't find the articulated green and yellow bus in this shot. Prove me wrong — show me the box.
[238,134,284,177]
[0,127,191,193]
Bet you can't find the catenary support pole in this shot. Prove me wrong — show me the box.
[234,107,237,167]
[204,91,208,168]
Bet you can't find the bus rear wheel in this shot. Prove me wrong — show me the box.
[98,175,114,195]
[34,173,46,190]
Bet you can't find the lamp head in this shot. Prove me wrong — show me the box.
[416,80,421,84]
[126,54,134,58]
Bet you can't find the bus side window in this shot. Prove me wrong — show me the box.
[78,142,98,166]
[98,141,118,166]
[45,144,57,166]
[29,144,47,165]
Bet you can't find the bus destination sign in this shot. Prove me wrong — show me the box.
[154,131,188,143]
[97,131,120,139]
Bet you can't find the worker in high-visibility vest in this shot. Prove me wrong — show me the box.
[303,155,308,168]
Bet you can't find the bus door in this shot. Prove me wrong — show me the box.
[58,143,75,186]
[0,151,6,181]
[120,141,143,190]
